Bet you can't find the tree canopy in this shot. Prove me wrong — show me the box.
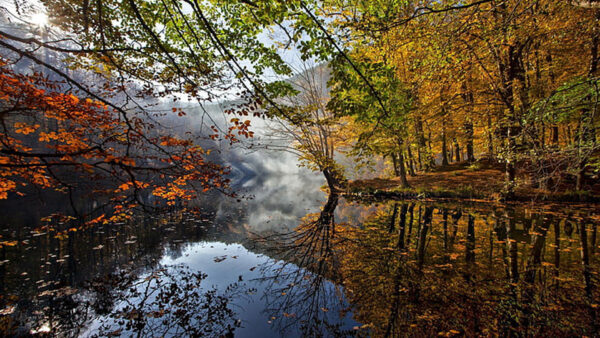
[1,0,599,226]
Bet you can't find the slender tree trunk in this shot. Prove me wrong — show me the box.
[406,145,416,176]
[488,115,495,159]
[541,123,546,149]
[442,122,449,166]
[497,35,526,198]
[465,120,475,162]
[415,117,427,170]
[552,126,559,145]
[391,153,400,177]
[461,81,476,162]
[453,138,461,162]
[505,125,517,199]
[427,130,435,168]
[398,151,410,188]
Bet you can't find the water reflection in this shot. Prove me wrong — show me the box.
[252,192,361,336]
[1,176,600,336]
[83,264,242,337]
[328,199,600,336]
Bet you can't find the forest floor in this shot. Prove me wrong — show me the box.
[345,159,600,203]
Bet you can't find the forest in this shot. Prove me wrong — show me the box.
[1,0,600,336]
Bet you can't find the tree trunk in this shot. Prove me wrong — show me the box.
[551,126,559,145]
[505,126,517,199]
[442,122,449,166]
[398,151,410,187]
[427,129,435,168]
[461,81,476,162]
[406,145,416,176]
[391,153,400,177]
[323,168,338,192]
[465,121,475,162]
[453,138,461,162]
[397,138,409,188]
[415,117,427,170]
[487,115,495,159]
[576,162,586,191]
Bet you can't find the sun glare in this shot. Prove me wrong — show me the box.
[30,12,49,27]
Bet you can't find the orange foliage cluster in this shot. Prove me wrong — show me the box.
[0,59,229,224]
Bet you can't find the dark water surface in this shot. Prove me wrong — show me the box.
[1,171,600,336]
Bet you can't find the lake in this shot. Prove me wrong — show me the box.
[1,168,599,336]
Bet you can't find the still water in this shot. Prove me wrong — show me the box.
[1,169,599,336]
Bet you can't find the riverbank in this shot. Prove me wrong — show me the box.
[345,160,600,203]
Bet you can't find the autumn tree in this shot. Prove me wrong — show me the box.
[267,62,349,190]
[329,56,413,186]
[321,0,599,195]
[0,0,313,222]
[0,60,229,223]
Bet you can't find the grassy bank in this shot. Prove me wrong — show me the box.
[344,160,600,203]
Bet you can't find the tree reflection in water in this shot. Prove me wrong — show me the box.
[84,264,242,337]
[3,263,242,337]
[257,195,600,337]
[1,190,599,336]
[252,192,365,336]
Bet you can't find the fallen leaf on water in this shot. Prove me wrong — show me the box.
[213,256,227,263]
[0,306,15,315]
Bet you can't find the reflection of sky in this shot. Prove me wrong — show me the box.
[163,242,359,337]
[162,242,278,337]
[232,172,326,232]
[86,241,358,337]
